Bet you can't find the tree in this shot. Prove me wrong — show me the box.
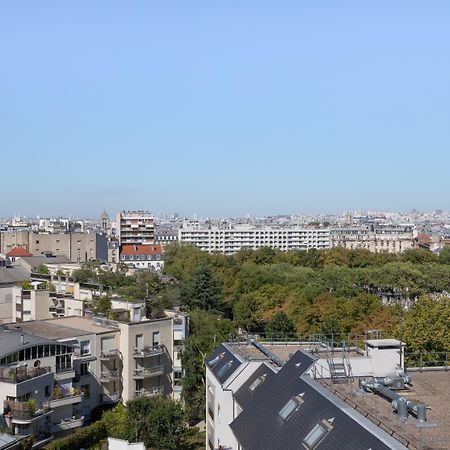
[401,295,450,355]
[181,263,223,311]
[102,403,128,441]
[92,295,112,315]
[265,311,295,337]
[126,397,189,450]
[36,264,49,275]
[180,310,234,419]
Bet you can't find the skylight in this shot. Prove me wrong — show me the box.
[249,374,266,392]
[208,352,225,368]
[216,360,233,378]
[303,419,334,449]
[278,394,304,421]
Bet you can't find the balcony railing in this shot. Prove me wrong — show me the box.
[134,386,164,398]
[133,345,165,358]
[101,392,119,403]
[100,369,119,382]
[4,400,51,423]
[0,366,51,384]
[100,349,119,360]
[52,415,84,432]
[132,365,164,379]
[46,392,83,408]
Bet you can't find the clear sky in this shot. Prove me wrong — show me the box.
[1,1,449,218]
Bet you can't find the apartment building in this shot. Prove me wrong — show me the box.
[0,313,178,440]
[205,335,447,450]
[116,211,155,246]
[330,225,417,253]
[164,310,189,400]
[10,286,85,323]
[179,222,330,254]
[119,245,164,271]
[0,231,108,262]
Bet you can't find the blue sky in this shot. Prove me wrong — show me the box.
[1,1,449,218]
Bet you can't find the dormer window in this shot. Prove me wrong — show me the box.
[249,374,266,392]
[278,394,304,421]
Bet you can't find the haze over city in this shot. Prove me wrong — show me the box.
[2,1,450,217]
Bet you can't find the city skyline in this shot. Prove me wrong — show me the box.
[2,1,450,217]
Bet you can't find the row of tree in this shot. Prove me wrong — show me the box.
[165,244,450,419]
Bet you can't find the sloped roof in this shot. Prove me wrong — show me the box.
[6,247,33,257]
[233,363,276,409]
[230,350,404,450]
[0,266,29,284]
[120,244,162,256]
[206,343,243,385]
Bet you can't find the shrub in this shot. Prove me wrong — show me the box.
[44,420,107,450]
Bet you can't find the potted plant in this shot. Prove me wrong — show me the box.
[8,368,16,382]
[27,399,36,416]
[53,385,63,399]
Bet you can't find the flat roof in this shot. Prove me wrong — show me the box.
[0,327,57,359]
[366,339,404,347]
[13,317,117,340]
[320,370,450,449]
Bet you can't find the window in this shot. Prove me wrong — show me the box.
[208,352,224,368]
[80,362,90,376]
[249,374,266,392]
[174,371,182,386]
[216,361,233,378]
[45,385,51,397]
[303,419,333,449]
[80,340,90,355]
[279,394,304,421]
[152,331,160,347]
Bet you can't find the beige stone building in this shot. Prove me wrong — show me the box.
[0,231,108,262]
[330,226,417,253]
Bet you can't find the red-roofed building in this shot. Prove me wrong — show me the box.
[119,244,163,270]
[6,247,33,262]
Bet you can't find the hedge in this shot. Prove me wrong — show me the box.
[44,420,107,450]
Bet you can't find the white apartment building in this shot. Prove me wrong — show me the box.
[116,211,155,246]
[330,225,417,253]
[179,222,330,254]
[205,338,409,450]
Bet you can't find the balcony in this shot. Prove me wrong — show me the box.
[47,392,83,408]
[99,349,119,361]
[52,415,84,432]
[72,349,97,362]
[55,364,75,380]
[100,369,119,382]
[132,365,164,379]
[4,400,52,425]
[133,345,165,358]
[101,392,119,404]
[134,386,164,398]
[0,366,51,384]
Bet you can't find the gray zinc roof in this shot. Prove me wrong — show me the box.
[230,350,406,450]
[206,343,243,385]
[0,328,59,359]
[0,266,29,284]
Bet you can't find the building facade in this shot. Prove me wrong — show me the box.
[330,225,417,253]
[119,245,164,271]
[0,232,108,262]
[116,211,155,246]
[179,222,330,254]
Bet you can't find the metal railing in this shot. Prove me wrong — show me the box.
[133,365,164,378]
[133,345,165,357]
[405,352,450,370]
[1,366,51,383]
